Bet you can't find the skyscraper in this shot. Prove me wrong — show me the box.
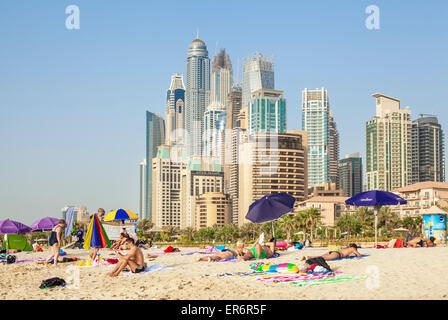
[302,88,330,187]
[211,48,233,106]
[328,111,340,188]
[165,73,185,146]
[338,153,363,197]
[226,86,242,130]
[238,131,308,226]
[366,93,412,191]
[242,53,274,109]
[248,89,286,134]
[411,115,445,183]
[203,101,226,159]
[185,37,210,157]
[139,158,146,220]
[145,111,165,220]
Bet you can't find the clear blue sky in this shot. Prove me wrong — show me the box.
[1,0,447,224]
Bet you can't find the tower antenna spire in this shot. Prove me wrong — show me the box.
[196,28,199,39]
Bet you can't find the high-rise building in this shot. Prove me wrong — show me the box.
[139,158,146,220]
[238,131,308,226]
[226,86,242,130]
[195,192,231,230]
[151,145,186,228]
[185,37,210,157]
[242,53,274,109]
[165,73,185,146]
[338,153,363,197]
[203,101,226,160]
[248,89,286,135]
[145,111,165,220]
[180,166,225,229]
[302,88,330,187]
[211,48,233,106]
[328,111,340,188]
[366,93,412,191]
[411,115,445,183]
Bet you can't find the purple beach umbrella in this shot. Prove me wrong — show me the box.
[246,192,296,238]
[0,219,32,234]
[31,217,60,231]
[345,190,407,248]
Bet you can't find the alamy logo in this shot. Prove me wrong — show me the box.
[66,5,80,30]
[365,5,380,30]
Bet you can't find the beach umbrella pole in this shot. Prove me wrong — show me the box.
[374,205,378,248]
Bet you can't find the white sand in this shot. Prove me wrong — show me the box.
[1,246,447,300]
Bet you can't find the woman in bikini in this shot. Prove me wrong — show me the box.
[197,241,247,262]
[301,243,362,261]
[45,220,67,266]
[237,241,275,261]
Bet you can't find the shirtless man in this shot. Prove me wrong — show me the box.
[301,243,362,261]
[107,238,146,277]
[407,236,436,248]
[110,233,130,250]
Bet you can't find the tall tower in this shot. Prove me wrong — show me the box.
[242,53,274,109]
[185,36,210,157]
[411,115,445,183]
[328,111,340,188]
[302,88,330,187]
[338,153,363,197]
[211,48,233,106]
[165,73,185,146]
[145,111,165,220]
[248,89,286,134]
[366,93,412,191]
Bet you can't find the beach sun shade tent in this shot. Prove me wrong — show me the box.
[0,219,32,234]
[83,214,111,249]
[245,192,296,238]
[30,217,60,231]
[345,190,406,248]
[1,234,33,251]
[104,209,139,222]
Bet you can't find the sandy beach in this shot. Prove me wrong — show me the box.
[1,246,447,300]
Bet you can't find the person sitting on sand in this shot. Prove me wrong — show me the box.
[301,243,362,261]
[110,233,130,250]
[197,241,248,262]
[45,219,67,266]
[407,236,436,248]
[107,238,146,277]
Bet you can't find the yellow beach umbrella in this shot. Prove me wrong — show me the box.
[104,208,138,221]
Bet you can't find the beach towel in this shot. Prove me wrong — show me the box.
[325,254,370,261]
[217,252,281,262]
[123,264,172,275]
[394,239,403,248]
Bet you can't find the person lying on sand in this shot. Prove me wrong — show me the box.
[237,235,275,261]
[107,238,146,277]
[406,237,436,248]
[301,243,362,261]
[197,241,247,262]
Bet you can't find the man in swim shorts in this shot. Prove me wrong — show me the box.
[301,243,362,261]
[107,238,146,277]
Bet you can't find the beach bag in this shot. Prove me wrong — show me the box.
[305,257,333,273]
[164,246,174,253]
[39,277,66,289]
[6,255,16,264]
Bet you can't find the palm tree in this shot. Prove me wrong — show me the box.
[181,227,196,241]
[278,214,296,241]
[303,208,321,241]
[137,219,153,234]
[294,210,308,240]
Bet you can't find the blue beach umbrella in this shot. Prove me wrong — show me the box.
[246,192,296,238]
[345,190,406,248]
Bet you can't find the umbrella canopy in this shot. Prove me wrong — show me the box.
[104,209,138,222]
[345,190,406,207]
[31,217,60,231]
[0,219,32,234]
[345,190,407,248]
[246,192,296,224]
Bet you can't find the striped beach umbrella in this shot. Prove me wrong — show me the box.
[104,208,138,222]
[83,214,111,249]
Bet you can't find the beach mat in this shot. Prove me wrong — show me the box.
[123,264,172,275]
[217,252,281,262]
[331,254,370,261]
